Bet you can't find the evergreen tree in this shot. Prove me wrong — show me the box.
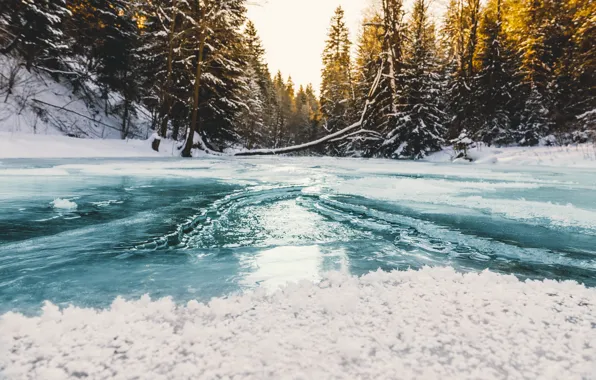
[181,0,248,156]
[517,84,550,145]
[569,0,596,132]
[320,6,354,145]
[472,0,517,145]
[238,20,276,148]
[385,0,445,158]
[443,0,481,139]
[0,0,71,71]
[237,63,265,149]
[135,0,188,139]
[94,1,141,138]
[351,11,386,157]
[514,0,575,142]
[304,84,323,145]
[352,0,409,157]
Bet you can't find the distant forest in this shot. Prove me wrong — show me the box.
[0,0,594,158]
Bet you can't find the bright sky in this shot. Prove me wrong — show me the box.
[247,0,447,94]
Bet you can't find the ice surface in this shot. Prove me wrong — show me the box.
[1,267,595,380]
[50,198,78,210]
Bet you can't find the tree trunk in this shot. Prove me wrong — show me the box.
[121,98,130,140]
[182,11,207,158]
[158,0,178,138]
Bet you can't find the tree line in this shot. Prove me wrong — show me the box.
[0,0,594,158]
[320,0,595,158]
[0,0,322,155]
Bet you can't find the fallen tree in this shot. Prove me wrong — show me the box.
[233,63,383,157]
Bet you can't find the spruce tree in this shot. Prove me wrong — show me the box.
[443,0,481,140]
[181,0,247,156]
[473,0,517,145]
[320,6,354,144]
[351,11,386,157]
[0,0,71,71]
[569,0,596,133]
[386,0,445,159]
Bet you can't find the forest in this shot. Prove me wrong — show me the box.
[0,0,594,158]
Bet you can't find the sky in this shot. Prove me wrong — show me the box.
[246,0,447,94]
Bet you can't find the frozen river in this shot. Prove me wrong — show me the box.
[1,157,595,313]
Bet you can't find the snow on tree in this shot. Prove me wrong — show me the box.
[383,0,445,159]
[0,0,71,71]
[517,84,550,146]
[180,0,248,156]
[472,0,517,146]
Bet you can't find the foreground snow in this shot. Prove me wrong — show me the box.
[1,267,595,380]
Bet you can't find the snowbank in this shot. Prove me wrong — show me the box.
[427,144,596,168]
[0,133,180,158]
[1,267,595,380]
[0,55,150,139]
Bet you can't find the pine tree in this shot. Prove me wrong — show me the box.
[443,0,481,139]
[135,0,188,139]
[352,0,409,157]
[569,0,596,133]
[0,0,71,71]
[237,63,265,149]
[240,20,275,148]
[514,0,575,142]
[320,6,354,144]
[518,84,550,145]
[181,0,247,156]
[473,0,517,145]
[350,11,386,156]
[94,1,141,138]
[385,0,445,159]
[304,84,323,145]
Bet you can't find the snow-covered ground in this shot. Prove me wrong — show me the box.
[1,268,595,379]
[426,143,596,168]
[0,55,151,139]
[0,132,181,158]
[1,131,596,168]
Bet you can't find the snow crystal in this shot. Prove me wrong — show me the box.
[51,198,77,210]
[1,267,595,380]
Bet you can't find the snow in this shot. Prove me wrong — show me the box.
[50,198,77,210]
[0,55,151,139]
[0,133,179,159]
[1,132,596,169]
[1,267,595,380]
[426,144,596,168]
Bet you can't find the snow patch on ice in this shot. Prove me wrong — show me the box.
[51,198,78,210]
[1,267,595,379]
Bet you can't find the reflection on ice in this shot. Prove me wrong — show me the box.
[241,245,350,291]
[241,246,323,290]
